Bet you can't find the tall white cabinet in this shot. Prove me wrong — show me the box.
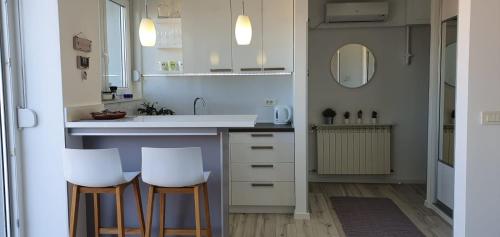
[231,0,293,73]
[182,0,233,73]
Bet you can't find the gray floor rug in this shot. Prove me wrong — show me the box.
[331,197,425,237]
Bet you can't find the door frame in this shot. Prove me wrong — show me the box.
[0,0,32,236]
[426,0,453,224]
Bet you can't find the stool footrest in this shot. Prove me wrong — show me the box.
[164,228,209,236]
[99,227,142,235]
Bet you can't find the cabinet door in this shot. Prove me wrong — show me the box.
[231,0,263,73]
[263,0,293,72]
[406,0,431,25]
[182,0,233,73]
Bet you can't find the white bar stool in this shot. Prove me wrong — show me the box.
[141,147,212,237]
[63,148,145,237]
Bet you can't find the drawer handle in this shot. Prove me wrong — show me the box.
[210,68,232,73]
[251,134,274,137]
[251,164,274,168]
[251,146,274,150]
[263,67,285,71]
[241,68,262,72]
[251,183,274,187]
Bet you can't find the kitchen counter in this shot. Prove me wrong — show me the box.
[229,123,294,132]
[65,115,259,237]
[66,115,257,128]
[66,115,257,136]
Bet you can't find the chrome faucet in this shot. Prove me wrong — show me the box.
[193,97,206,115]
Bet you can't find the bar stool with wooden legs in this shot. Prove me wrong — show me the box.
[141,147,212,237]
[63,148,145,237]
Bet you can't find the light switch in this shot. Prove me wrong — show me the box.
[481,111,500,125]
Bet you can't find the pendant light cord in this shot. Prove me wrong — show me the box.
[144,0,149,17]
[242,0,245,15]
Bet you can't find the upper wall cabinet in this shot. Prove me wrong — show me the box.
[182,0,233,73]
[140,0,294,75]
[231,0,264,73]
[406,0,431,25]
[262,0,293,72]
[231,0,294,73]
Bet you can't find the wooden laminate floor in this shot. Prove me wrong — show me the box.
[229,183,452,237]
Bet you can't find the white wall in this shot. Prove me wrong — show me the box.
[455,0,500,236]
[19,0,68,235]
[143,76,293,122]
[59,0,102,106]
[441,0,458,21]
[308,25,431,182]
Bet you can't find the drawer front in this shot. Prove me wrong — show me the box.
[231,163,294,181]
[230,143,294,163]
[229,132,294,144]
[231,182,295,206]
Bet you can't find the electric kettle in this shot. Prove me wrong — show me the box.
[274,105,293,125]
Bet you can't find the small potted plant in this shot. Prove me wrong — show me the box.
[344,111,350,124]
[371,111,378,124]
[357,110,363,124]
[322,108,336,124]
[137,102,175,115]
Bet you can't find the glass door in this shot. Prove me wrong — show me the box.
[436,17,458,217]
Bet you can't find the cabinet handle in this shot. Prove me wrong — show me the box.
[240,68,263,72]
[210,68,233,73]
[263,67,286,71]
[251,146,274,150]
[251,164,274,168]
[251,183,274,187]
[251,134,274,137]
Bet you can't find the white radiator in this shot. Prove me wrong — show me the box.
[316,125,392,175]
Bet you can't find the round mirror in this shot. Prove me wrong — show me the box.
[331,44,376,88]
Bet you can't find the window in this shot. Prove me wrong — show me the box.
[102,0,130,88]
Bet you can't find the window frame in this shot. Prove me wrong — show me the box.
[99,0,132,90]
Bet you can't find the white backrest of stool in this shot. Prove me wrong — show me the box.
[141,147,204,187]
[62,148,125,187]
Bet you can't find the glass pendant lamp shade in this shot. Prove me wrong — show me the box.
[235,15,252,45]
[139,18,156,47]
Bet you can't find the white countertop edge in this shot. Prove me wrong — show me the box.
[65,121,256,128]
[65,115,258,128]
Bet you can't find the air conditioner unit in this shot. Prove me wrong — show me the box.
[325,2,389,23]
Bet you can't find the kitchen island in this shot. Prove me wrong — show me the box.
[65,115,257,237]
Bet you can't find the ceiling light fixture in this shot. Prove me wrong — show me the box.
[139,0,156,47]
[235,1,252,45]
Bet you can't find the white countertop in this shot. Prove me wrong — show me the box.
[65,115,257,128]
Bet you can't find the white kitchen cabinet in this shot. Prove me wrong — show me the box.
[262,0,293,72]
[229,131,295,213]
[406,0,431,25]
[231,0,264,73]
[182,0,233,73]
[231,0,294,73]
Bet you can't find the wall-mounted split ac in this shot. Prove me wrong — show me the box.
[325,2,389,23]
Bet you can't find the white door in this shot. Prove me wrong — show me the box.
[262,0,293,72]
[231,0,264,73]
[182,0,233,73]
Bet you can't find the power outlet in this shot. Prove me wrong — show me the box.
[264,99,277,107]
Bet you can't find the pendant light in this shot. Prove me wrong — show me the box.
[235,1,252,45]
[139,0,156,47]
